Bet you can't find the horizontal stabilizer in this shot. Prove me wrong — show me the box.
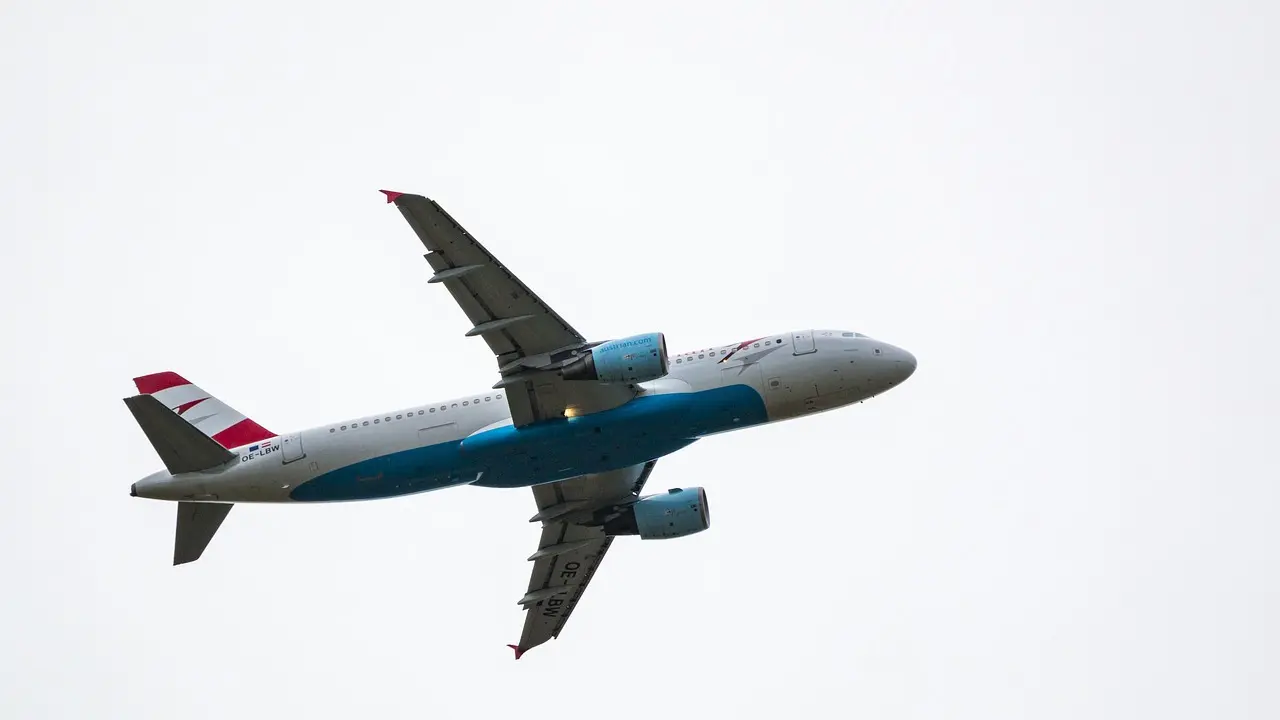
[174,501,233,565]
[124,395,235,475]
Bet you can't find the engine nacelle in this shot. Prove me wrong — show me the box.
[562,333,669,384]
[603,487,710,540]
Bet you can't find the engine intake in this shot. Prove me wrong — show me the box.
[603,487,710,540]
[562,333,669,384]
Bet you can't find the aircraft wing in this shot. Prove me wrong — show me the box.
[382,191,634,426]
[510,460,657,658]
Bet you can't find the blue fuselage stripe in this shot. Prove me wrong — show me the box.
[289,385,766,502]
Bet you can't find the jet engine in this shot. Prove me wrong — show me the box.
[602,487,710,540]
[562,332,669,384]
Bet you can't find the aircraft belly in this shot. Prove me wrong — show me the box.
[473,384,767,488]
[281,385,768,500]
[288,437,472,502]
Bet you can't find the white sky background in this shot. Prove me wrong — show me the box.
[1,1,1276,717]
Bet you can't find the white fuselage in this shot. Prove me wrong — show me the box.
[132,330,915,504]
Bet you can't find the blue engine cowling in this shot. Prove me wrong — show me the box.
[562,332,669,383]
[602,487,710,540]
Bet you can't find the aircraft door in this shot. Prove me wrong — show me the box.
[281,433,306,464]
[792,330,816,355]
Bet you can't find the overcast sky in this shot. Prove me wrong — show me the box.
[2,1,1276,718]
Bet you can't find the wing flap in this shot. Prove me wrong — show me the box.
[390,194,584,359]
[516,528,613,650]
[512,462,657,657]
[383,191,638,426]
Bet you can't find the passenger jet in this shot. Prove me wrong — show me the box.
[126,191,917,658]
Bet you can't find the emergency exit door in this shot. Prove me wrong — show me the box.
[792,329,816,355]
[281,433,306,464]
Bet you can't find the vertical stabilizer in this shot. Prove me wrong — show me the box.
[123,395,235,475]
[132,372,275,449]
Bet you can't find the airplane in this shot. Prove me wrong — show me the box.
[126,190,917,658]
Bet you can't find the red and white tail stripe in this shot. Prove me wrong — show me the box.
[133,372,275,450]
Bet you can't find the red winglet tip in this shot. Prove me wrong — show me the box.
[507,644,525,660]
[380,189,404,204]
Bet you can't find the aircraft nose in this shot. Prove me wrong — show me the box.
[883,345,916,387]
[896,347,917,382]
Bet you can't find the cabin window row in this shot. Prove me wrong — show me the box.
[673,338,784,364]
[329,393,504,433]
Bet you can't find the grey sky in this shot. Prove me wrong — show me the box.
[2,1,1276,717]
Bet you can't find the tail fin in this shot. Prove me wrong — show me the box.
[124,395,235,474]
[132,372,275,449]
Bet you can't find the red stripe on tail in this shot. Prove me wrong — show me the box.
[134,372,191,394]
[211,419,275,449]
[173,398,208,415]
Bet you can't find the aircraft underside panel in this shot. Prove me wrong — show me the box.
[288,385,767,501]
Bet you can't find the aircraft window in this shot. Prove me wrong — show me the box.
[720,350,726,354]
[874,348,882,355]
[396,414,402,420]
[440,405,446,411]
[430,408,436,413]
[385,416,391,422]
[776,339,782,344]
[473,399,480,404]
[341,425,347,430]
[463,401,469,406]
[698,354,704,359]
[452,403,458,408]
[363,421,369,426]
[497,394,503,399]
[842,332,854,337]
[676,358,682,363]
[485,396,491,402]
[753,343,760,348]
[374,419,380,424]
[330,428,335,433]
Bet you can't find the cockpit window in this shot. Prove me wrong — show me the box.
[842,332,868,338]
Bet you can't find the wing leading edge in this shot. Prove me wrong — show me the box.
[381,191,635,426]
[511,461,658,658]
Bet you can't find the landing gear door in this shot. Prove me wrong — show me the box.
[281,433,306,464]
[792,329,816,355]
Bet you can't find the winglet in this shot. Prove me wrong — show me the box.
[380,189,404,204]
[507,644,525,660]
